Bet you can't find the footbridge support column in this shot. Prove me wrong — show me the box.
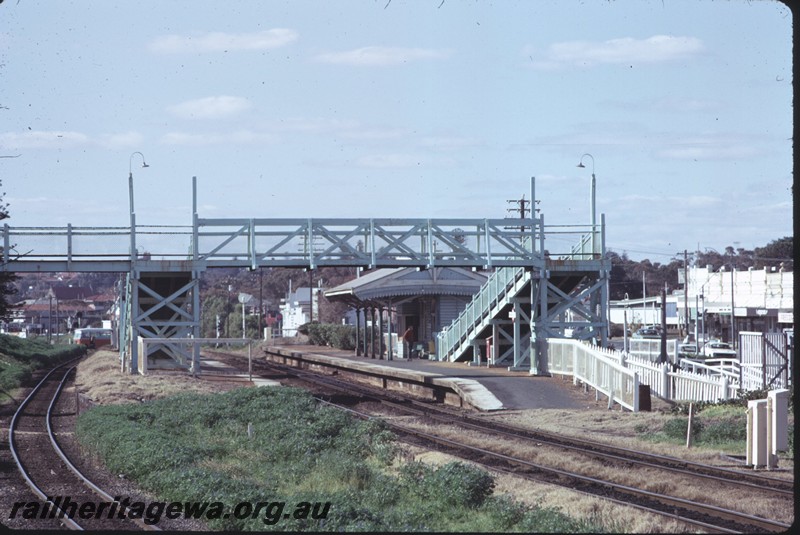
[531,267,550,376]
[123,268,203,374]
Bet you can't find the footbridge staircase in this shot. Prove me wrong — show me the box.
[436,226,609,374]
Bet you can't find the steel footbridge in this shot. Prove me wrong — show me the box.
[2,178,609,375]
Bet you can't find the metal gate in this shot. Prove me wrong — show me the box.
[738,331,792,390]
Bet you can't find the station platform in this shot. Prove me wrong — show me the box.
[261,344,595,412]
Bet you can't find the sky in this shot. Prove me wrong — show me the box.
[0,0,793,263]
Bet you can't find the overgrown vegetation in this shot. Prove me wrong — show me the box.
[0,334,86,403]
[667,388,788,415]
[76,386,604,532]
[636,389,794,454]
[301,322,356,350]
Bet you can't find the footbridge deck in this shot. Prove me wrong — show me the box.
[2,217,589,272]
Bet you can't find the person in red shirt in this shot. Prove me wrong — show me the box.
[402,326,415,359]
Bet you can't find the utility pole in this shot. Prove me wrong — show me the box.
[505,195,533,248]
[259,267,264,339]
[309,269,313,324]
[730,251,736,349]
[506,195,530,219]
[659,283,668,364]
[684,249,689,338]
[642,272,647,327]
[505,195,531,235]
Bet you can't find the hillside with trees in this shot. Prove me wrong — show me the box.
[607,236,793,301]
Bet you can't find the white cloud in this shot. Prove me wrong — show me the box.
[354,153,455,168]
[419,136,483,150]
[267,117,409,141]
[160,129,275,146]
[314,46,452,66]
[0,130,89,149]
[653,97,723,113]
[354,153,420,168]
[98,131,144,148]
[149,29,298,54]
[167,96,253,120]
[526,35,703,69]
[655,141,761,161]
[269,117,360,134]
[1,130,145,150]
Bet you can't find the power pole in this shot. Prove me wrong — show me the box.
[659,283,668,364]
[505,195,531,245]
[505,195,530,225]
[684,249,689,337]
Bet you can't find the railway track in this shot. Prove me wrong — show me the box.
[8,359,159,531]
[212,349,793,533]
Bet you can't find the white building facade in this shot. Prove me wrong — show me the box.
[684,265,793,341]
[608,266,793,344]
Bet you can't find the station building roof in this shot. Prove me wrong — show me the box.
[324,267,488,307]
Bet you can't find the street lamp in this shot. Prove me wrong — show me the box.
[576,153,597,256]
[128,152,149,259]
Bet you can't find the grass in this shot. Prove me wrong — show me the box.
[638,400,793,457]
[74,349,232,404]
[75,385,608,532]
[0,333,86,404]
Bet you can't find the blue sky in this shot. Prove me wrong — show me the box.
[0,0,793,262]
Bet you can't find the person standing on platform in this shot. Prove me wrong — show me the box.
[402,326,415,360]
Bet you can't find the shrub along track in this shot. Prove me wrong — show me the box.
[211,348,793,533]
[8,359,159,531]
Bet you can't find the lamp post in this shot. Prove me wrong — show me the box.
[576,153,596,256]
[623,293,630,353]
[729,250,736,349]
[128,152,149,259]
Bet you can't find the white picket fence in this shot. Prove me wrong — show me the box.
[548,339,640,411]
[547,339,740,411]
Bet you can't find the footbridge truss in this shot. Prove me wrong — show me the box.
[2,178,609,375]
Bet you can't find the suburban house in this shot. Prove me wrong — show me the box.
[3,285,115,338]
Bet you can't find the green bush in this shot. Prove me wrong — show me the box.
[700,420,747,443]
[400,461,495,509]
[670,388,783,415]
[304,323,356,350]
[660,417,703,441]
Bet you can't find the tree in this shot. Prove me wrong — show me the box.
[0,180,19,319]
[754,237,793,270]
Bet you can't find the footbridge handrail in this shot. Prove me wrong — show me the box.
[2,218,548,272]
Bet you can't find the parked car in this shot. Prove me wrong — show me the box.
[678,343,699,357]
[701,341,737,359]
[633,326,661,339]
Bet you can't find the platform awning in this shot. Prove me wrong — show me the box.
[324,267,488,307]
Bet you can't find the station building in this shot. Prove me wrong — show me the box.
[324,267,488,357]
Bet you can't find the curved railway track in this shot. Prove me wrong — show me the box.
[213,349,793,533]
[8,359,159,531]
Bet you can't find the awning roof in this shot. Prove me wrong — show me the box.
[324,267,488,307]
